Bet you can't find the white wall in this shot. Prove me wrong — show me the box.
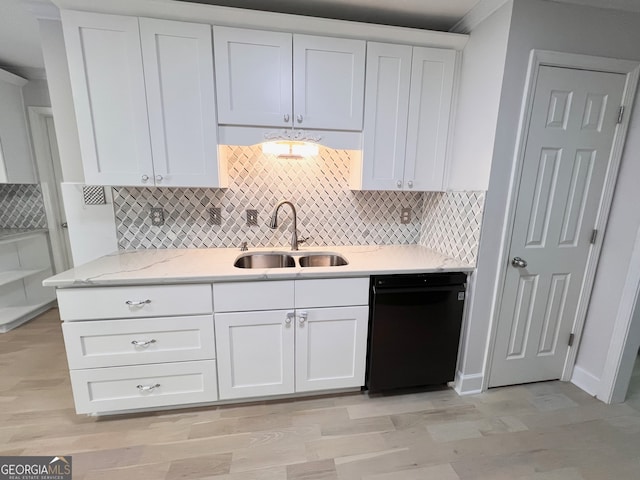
[38,19,118,265]
[460,0,640,391]
[447,1,512,192]
[22,79,50,108]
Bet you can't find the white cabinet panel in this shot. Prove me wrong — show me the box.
[295,277,369,308]
[140,18,225,188]
[57,284,213,321]
[63,315,215,368]
[355,42,412,190]
[293,35,365,131]
[215,310,295,399]
[405,47,456,191]
[63,11,226,187]
[0,70,35,184]
[214,26,292,127]
[295,306,368,392]
[70,360,218,414]
[213,280,294,312]
[353,42,456,192]
[62,11,153,186]
[214,27,365,131]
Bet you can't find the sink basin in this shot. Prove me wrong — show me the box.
[234,253,295,269]
[298,254,348,267]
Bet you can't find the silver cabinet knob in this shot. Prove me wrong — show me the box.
[141,174,149,182]
[512,257,528,268]
[298,311,308,324]
[155,175,163,182]
[284,113,290,123]
[296,114,303,123]
[285,311,295,325]
[407,180,414,189]
[396,180,403,188]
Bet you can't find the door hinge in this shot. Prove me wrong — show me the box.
[590,229,598,244]
[568,333,575,347]
[617,106,625,124]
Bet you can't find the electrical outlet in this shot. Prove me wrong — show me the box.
[247,209,258,226]
[150,207,165,226]
[209,207,221,226]
[400,207,411,224]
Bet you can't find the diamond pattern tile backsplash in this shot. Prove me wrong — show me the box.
[114,146,424,249]
[0,184,47,229]
[420,191,485,265]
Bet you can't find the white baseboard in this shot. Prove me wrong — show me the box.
[454,371,484,395]
[571,365,600,396]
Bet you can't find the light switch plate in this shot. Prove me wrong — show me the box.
[150,207,164,226]
[247,209,258,226]
[400,207,411,224]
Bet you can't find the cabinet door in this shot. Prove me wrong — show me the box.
[215,310,295,399]
[295,306,368,392]
[293,35,365,130]
[62,11,154,186]
[356,42,412,190]
[214,26,292,127]
[140,19,226,188]
[404,47,456,191]
[0,72,35,183]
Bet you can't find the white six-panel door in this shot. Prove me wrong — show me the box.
[490,66,626,387]
[215,310,295,399]
[139,18,223,188]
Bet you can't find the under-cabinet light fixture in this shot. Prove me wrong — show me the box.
[262,141,319,158]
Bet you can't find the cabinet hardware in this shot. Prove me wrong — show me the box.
[396,180,402,188]
[617,106,625,124]
[407,180,413,188]
[590,229,598,244]
[126,299,152,306]
[285,311,295,325]
[136,383,160,392]
[155,174,163,182]
[568,333,575,347]
[131,339,157,347]
[284,113,290,122]
[298,311,308,324]
[141,175,149,182]
[296,114,303,123]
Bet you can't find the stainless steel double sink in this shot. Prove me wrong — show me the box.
[234,252,348,269]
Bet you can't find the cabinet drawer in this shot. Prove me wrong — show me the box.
[62,315,215,369]
[213,281,294,312]
[295,278,369,308]
[57,284,213,320]
[70,360,218,414]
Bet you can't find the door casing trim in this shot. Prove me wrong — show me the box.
[482,49,640,391]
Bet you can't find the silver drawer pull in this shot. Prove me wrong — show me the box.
[136,383,160,392]
[126,299,151,307]
[131,339,156,347]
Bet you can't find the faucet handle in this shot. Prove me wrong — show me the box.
[240,241,248,251]
[297,237,309,246]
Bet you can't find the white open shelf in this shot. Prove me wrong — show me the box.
[0,300,56,332]
[0,268,50,287]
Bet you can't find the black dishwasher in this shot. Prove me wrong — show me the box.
[366,272,467,393]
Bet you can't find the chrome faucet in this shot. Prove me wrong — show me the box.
[268,200,300,251]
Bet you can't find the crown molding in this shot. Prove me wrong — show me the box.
[0,68,28,86]
[23,0,60,20]
[450,0,510,34]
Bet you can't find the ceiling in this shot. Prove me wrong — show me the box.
[4,0,640,80]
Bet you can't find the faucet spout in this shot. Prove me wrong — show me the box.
[268,200,299,251]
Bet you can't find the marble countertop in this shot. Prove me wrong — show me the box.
[43,245,474,288]
[0,228,48,242]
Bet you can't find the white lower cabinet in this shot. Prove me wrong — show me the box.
[70,360,218,414]
[58,283,218,415]
[214,278,369,400]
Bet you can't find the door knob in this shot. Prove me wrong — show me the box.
[511,257,528,268]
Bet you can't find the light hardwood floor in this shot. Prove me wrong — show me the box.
[1,308,640,479]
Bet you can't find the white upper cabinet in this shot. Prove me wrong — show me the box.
[213,27,292,128]
[351,42,456,191]
[214,26,365,131]
[0,70,37,184]
[62,11,227,188]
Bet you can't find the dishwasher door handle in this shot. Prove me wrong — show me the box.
[373,285,464,296]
